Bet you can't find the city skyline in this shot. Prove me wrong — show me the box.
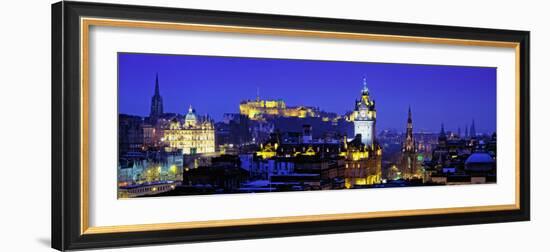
[119,53,497,133]
[118,52,497,198]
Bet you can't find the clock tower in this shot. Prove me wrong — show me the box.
[353,77,376,147]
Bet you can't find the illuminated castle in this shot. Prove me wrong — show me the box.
[163,105,215,154]
[239,95,318,120]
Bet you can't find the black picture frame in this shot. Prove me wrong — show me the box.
[52,1,530,251]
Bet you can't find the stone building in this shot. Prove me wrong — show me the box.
[163,105,215,154]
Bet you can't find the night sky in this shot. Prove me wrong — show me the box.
[118,53,496,133]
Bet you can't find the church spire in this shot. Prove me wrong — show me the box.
[407,106,412,124]
[470,119,476,138]
[149,73,164,123]
[154,73,160,96]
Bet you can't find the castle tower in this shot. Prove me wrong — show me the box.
[149,73,164,123]
[353,77,376,147]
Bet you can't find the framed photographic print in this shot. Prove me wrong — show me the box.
[52,1,530,250]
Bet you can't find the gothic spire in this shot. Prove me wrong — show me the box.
[149,73,164,122]
[154,73,160,96]
[470,119,476,138]
[407,106,412,123]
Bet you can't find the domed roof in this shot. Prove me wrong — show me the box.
[465,152,495,172]
[185,105,197,122]
[465,153,494,164]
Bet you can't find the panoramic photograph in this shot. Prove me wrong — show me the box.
[117,53,497,199]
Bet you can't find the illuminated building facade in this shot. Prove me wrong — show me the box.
[351,78,377,147]
[342,135,382,188]
[163,105,215,154]
[254,128,344,190]
[254,132,382,188]
[117,151,183,198]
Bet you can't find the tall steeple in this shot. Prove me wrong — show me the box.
[401,106,419,179]
[154,73,160,96]
[470,119,476,138]
[404,106,414,152]
[149,73,164,123]
[407,106,412,124]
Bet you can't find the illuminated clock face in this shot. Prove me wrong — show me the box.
[360,110,366,118]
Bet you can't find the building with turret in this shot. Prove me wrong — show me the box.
[345,77,381,186]
[351,77,377,147]
[163,105,215,154]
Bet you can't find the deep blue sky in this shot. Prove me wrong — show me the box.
[118,53,496,133]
